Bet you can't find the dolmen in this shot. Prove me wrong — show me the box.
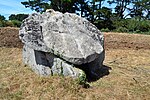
[19,9,105,80]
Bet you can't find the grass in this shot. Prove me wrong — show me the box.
[0,47,150,100]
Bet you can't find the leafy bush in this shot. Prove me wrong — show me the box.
[101,28,110,32]
[9,14,28,21]
[112,19,127,29]
[125,19,150,32]
[0,21,4,27]
[112,18,150,34]
[137,20,150,32]
[115,27,129,33]
[11,20,22,27]
[77,71,86,85]
[1,20,22,27]
[134,30,141,33]
[4,21,14,27]
[125,19,139,32]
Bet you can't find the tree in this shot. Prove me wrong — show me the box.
[95,7,113,30]
[85,0,106,22]
[22,0,150,32]
[0,15,5,27]
[21,0,78,13]
[130,0,150,19]
[108,0,132,19]
[84,0,113,29]
[95,0,106,20]
[21,0,50,12]
[75,0,89,17]
[9,14,29,21]
[0,15,5,21]
[51,0,79,13]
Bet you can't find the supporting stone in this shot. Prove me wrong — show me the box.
[23,45,84,78]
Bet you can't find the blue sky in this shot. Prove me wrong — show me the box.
[0,0,35,19]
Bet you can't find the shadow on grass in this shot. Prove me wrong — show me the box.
[86,65,112,82]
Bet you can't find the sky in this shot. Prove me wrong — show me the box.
[0,0,35,19]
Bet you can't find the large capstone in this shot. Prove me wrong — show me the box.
[19,9,105,79]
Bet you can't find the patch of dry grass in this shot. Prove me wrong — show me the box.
[103,49,150,99]
[0,47,150,100]
[0,48,84,100]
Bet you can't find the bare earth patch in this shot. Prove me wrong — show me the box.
[0,27,150,100]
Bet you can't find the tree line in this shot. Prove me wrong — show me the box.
[0,0,150,34]
[0,14,28,27]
